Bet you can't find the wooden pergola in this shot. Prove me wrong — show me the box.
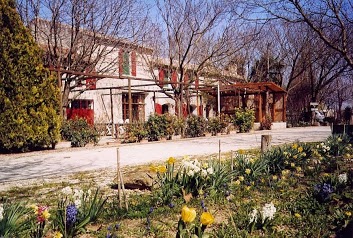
[201,82,287,123]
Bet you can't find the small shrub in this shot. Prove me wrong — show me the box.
[122,123,147,143]
[185,115,206,138]
[260,115,272,130]
[146,114,168,141]
[171,115,185,136]
[207,117,222,136]
[60,118,100,147]
[233,108,255,133]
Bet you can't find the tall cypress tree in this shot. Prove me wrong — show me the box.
[0,0,61,152]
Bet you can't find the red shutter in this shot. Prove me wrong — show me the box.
[155,103,162,114]
[198,105,203,116]
[118,49,123,76]
[158,69,165,87]
[131,50,137,76]
[171,71,177,89]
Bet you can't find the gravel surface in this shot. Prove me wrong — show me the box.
[0,126,332,190]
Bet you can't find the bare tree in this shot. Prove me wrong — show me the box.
[324,75,353,122]
[256,0,353,70]
[17,0,149,116]
[141,0,257,116]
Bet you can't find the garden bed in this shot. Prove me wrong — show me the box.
[0,136,353,237]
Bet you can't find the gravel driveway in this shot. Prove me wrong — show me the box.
[0,126,331,184]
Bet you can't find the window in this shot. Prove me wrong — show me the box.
[158,69,170,88]
[122,93,145,122]
[69,99,94,110]
[119,49,137,76]
[123,51,130,75]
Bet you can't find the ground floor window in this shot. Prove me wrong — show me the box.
[67,99,94,124]
[122,93,145,122]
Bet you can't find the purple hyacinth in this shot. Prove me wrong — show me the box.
[66,204,78,226]
[314,182,334,202]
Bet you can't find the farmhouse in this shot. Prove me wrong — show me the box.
[32,19,286,131]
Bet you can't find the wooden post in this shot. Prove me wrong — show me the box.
[110,89,115,137]
[116,148,122,208]
[128,78,132,122]
[261,135,272,153]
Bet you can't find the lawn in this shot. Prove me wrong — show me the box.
[0,135,353,238]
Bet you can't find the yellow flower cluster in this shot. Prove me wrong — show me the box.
[150,165,167,173]
[167,157,176,165]
[181,205,214,226]
[181,205,196,223]
[53,231,63,238]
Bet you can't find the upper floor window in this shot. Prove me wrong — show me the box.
[119,49,137,76]
[123,51,130,75]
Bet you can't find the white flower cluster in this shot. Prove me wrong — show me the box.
[249,209,258,223]
[261,202,276,222]
[338,173,347,184]
[249,202,277,224]
[182,159,213,177]
[317,143,330,153]
[61,186,91,208]
[0,203,4,221]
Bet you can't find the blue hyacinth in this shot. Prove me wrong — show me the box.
[314,182,334,202]
[66,204,78,226]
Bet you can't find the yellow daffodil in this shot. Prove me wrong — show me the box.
[345,211,352,217]
[158,165,167,173]
[149,165,158,173]
[298,146,303,153]
[234,180,241,186]
[245,186,251,191]
[292,144,298,149]
[281,170,290,176]
[272,175,278,180]
[296,167,302,172]
[167,157,176,165]
[290,163,295,168]
[181,205,196,223]
[53,231,63,238]
[42,209,50,220]
[200,212,214,226]
[294,213,301,219]
[245,169,251,175]
[293,155,297,159]
[238,176,244,181]
[238,149,245,154]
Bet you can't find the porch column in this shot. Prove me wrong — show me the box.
[272,93,276,121]
[282,93,287,122]
[258,93,262,122]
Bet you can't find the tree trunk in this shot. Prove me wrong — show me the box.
[61,80,71,120]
